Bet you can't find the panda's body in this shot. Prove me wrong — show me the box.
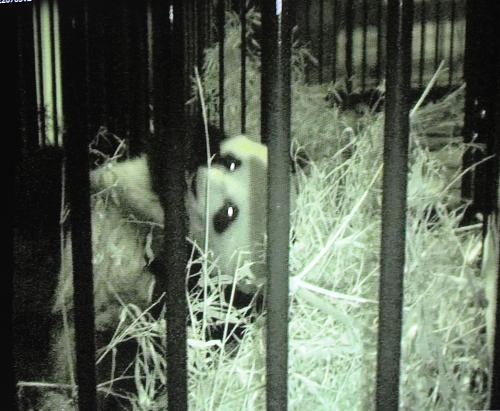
[54,156,160,331]
[46,135,268,409]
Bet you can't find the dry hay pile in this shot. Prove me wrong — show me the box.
[24,8,492,411]
[188,9,490,411]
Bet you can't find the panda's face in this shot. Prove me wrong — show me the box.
[186,135,268,289]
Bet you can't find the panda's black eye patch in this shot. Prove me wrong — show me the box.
[213,201,239,234]
[212,153,241,172]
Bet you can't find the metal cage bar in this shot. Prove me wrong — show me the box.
[462,0,500,221]
[48,0,59,145]
[217,0,225,133]
[87,1,107,138]
[185,0,195,96]
[375,1,413,410]
[240,0,247,134]
[376,0,383,84]
[196,0,204,70]
[13,6,38,406]
[59,0,98,408]
[17,4,38,155]
[489,98,500,409]
[106,2,131,140]
[448,0,456,87]
[434,0,441,76]
[128,0,150,156]
[305,0,311,83]
[318,0,324,83]
[461,21,500,404]
[33,0,46,147]
[361,0,368,92]
[344,0,354,94]
[207,0,213,45]
[150,1,189,409]
[331,0,339,83]
[418,0,426,89]
[490,215,500,408]
[261,0,292,409]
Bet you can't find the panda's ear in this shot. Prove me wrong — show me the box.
[187,116,227,173]
[91,156,164,224]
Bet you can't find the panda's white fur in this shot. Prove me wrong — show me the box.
[53,156,160,335]
[54,134,268,326]
[49,158,161,400]
[47,135,268,406]
[186,135,268,292]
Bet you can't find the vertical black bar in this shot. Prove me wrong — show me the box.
[121,4,132,141]
[129,0,149,156]
[332,0,338,83]
[184,0,195,113]
[305,0,310,83]
[490,80,500,407]
[11,67,19,405]
[489,69,500,410]
[208,0,213,45]
[318,0,324,83]
[191,0,197,96]
[434,0,441,75]
[376,1,413,410]
[217,0,225,132]
[59,0,98,409]
[146,0,154,119]
[419,0,426,89]
[34,0,46,147]
[190,0,196,74]
[12,6,29,410]
[461,0,475,204]
[462,0,500,222]
[101,4,113,131]
[448,0,456,87]
[150,1,188,409]
[345,0,354,94]
[240,0,247,134]
[188,0,196,89]
[376,0,383,84]
[206,0,214,125]
[102,4,116,134]
[261,1,292,410]
[48,0,59,146]
[196,0,204,70]
[87,1,107,137]
[108,3,131,140]
[18,4,37,155]
[361,0,368,92]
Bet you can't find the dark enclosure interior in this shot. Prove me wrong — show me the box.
[12,0,499,410]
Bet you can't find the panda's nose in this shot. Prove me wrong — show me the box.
[191,172,197,197]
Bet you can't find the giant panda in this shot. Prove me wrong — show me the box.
[42,133,268,409]
[186,135,268,294]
